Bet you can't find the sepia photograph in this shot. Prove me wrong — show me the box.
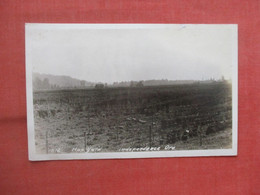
[26,24,237,160]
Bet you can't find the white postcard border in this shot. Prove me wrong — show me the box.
[25,23,238,161]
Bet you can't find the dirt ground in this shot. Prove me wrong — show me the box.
[33,82,232,154]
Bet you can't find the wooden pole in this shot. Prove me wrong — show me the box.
[46,131,48,154]
[84,132,87,152]
[149,125,152,148]
[116,128,119,141]
[198,125,202,146]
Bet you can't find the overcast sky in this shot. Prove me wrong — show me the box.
[26,24,237,84]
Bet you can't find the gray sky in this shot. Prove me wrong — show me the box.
[26,24,237,83]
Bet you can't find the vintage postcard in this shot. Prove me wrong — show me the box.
[26,24,237,161]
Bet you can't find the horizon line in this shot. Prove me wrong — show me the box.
[33,72,229,84]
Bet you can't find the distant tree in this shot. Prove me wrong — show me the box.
[130,81,135,87]
[136,81,144,87]
[51,84,59,89]
[80,80,86,87]
[95,83,104,89]
[42,78,50,89]
[33,77,52,90]
[33,77,42,89]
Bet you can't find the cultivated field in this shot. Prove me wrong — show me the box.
[33,81,232,154]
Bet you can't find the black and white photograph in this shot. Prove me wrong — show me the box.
[26,24,237,160]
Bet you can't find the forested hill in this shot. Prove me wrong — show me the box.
[32,72,223,90]
[32,72,94,90]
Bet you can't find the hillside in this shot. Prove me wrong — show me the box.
[32,72,94,90]
[32,72,225,90]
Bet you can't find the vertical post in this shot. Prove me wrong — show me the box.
[46,131,48,154]
[198,125,202,146]
[149,125,152,148]
[84,132,87,152]
[152,121,155,142]
[116,128,119,141]
[151,118,154,142]
[66,106,69,126]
